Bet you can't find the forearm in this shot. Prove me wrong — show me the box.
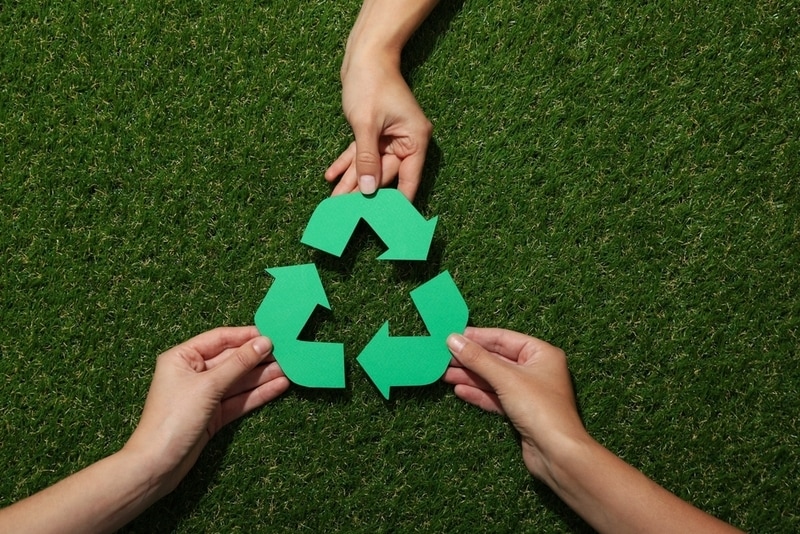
[545,436,741,534]
[0,448,167,534]
[344,0,440,71]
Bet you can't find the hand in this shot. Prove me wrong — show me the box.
[325,53,432,201]
[0,327,289,533]
[443,327,589,483]
[444,328,742,534]
[124,326,290,493]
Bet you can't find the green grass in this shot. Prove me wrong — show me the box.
[1,0,798,531]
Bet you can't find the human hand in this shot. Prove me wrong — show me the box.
[325,54,432,201]
[124,326,290,494]
[443,327,589,483]
[444,328,743,534]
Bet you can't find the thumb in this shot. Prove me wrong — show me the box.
[211,336,273,392]
[352,124,382,195]
[447,333,514,389]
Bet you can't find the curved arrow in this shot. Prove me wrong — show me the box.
[300,189,438,261]
[357,323,448,399]
[357,271,469,399]
[254,263,345,388]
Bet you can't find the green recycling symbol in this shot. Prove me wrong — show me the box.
[254,189,468,399]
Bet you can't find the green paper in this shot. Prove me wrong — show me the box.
[301,189,438,260]
[357,271,469,399]
[255,193,469,397]
[409,270,470,337]
[254,263,345,388]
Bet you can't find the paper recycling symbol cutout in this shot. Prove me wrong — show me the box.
[254,189,469,399]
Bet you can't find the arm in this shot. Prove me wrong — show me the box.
[443,328,741,534]
[0,327,290,534]
[325,0,438,200]
[0,449,168,534]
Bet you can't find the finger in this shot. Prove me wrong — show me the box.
[447,333,517,391]
[223,360,286,399]
[325,143,356,182]
[379,154,402,187]
[463,327,547,363]
[219,358,282,395]
[184,326,261,360]
[351,123,383,195]
[396,146,428,201]
[442,366,493,392]
[204,346,276,370]
[453,384,506,415]
[331,164,359,196]
[220,372,291,427]
[210,336,273,391]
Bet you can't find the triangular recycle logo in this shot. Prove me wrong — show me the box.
[254,189,469,399]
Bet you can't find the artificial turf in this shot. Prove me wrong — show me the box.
[1,0,798,531]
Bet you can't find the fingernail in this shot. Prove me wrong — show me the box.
[359,175,377,195]
[447,333,466,354]
[252,336,272,355]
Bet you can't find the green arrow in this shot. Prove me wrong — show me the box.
[254,263,345,388]
[300,189,438,261]
[357,323,449,399]
[357,271,469,399]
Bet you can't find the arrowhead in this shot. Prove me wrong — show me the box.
[357,322,394,399]
[357,320,455,400]
[266,263,330,310]
[377,215,438,261]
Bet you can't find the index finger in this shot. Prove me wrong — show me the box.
[396,149,426,201]
[182,326,261,360]
[463,327,552,363]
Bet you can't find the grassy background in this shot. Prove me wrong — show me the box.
[1,0,798,531]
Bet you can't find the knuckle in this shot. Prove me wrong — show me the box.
[356,150,380,167]
[233,345,256,370]
[349,110,379,133]
[420,119,433,137]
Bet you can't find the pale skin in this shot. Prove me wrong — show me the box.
[0,325,743,532]
[325,0,439,200]
[330,4,740,527]
[0,326,290,534]
[443,327,742,534]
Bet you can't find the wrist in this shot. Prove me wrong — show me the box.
[342,0,430,79]
[119,438,179,499]
[525,430,598,491]
[341,40,401,82]
[530,431,628,516]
